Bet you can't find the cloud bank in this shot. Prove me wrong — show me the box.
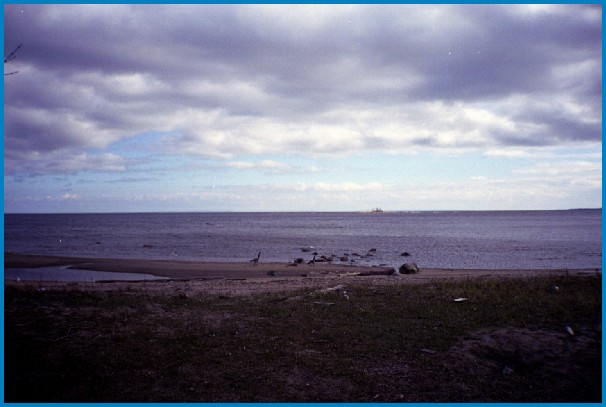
[4,4,602,211]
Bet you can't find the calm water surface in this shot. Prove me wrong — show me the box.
[4,210,602,270]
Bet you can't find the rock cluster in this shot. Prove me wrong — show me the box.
[293,247,414,267]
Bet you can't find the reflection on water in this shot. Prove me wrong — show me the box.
[5,266,168,282]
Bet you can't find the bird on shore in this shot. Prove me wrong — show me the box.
[250,252,261,266]
[308,254,316,266]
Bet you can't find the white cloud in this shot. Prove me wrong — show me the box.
[60,193,79,200]
[514,161,601,176]
[293,182,385,193]
[40,193,80,202]
[226,160,293,174]
[484,149,532,158]
[6,151,128,176]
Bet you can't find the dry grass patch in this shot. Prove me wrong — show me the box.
[5,275,601,402]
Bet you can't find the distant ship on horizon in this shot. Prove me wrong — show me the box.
[369,207,384,213]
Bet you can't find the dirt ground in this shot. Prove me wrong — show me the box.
[441,326,602,402]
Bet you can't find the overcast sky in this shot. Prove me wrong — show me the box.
[4,4,602,213]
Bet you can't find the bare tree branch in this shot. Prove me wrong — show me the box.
[4,43,22,76]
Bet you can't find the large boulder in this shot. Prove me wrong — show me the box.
[399,263,419,274]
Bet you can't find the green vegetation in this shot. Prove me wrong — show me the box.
[5,275,601,402]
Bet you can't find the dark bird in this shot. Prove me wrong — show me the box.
[250,252,261,266]
[308,254,316,266]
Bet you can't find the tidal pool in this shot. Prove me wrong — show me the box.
[5,266,168,282]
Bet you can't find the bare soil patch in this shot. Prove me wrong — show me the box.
[440,327,602,402]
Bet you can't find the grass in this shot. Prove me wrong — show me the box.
[4,275,602,402]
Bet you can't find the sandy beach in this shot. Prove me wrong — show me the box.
[4,252,598,296]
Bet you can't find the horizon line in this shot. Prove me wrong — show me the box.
[4,208,602,216]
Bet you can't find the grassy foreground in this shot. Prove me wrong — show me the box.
[5,275,602,402]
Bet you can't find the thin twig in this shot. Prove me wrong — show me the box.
[50,327,75,342]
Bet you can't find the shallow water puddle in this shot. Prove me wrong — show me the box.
[5,266,168,282]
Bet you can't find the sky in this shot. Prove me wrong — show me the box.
[3,4,602,213]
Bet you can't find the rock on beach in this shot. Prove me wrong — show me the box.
[399,263,420,274]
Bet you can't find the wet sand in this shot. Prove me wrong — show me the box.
[4,252,599,296]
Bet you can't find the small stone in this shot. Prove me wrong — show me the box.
[502,366,514,376]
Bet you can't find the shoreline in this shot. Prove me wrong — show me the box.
[4,252,394,279]
[4,252,600,296]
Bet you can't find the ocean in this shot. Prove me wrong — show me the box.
[3,210,602,270]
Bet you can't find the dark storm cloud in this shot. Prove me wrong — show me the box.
[4,4,602,176]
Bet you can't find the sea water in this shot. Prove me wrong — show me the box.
[4,210,602,270]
